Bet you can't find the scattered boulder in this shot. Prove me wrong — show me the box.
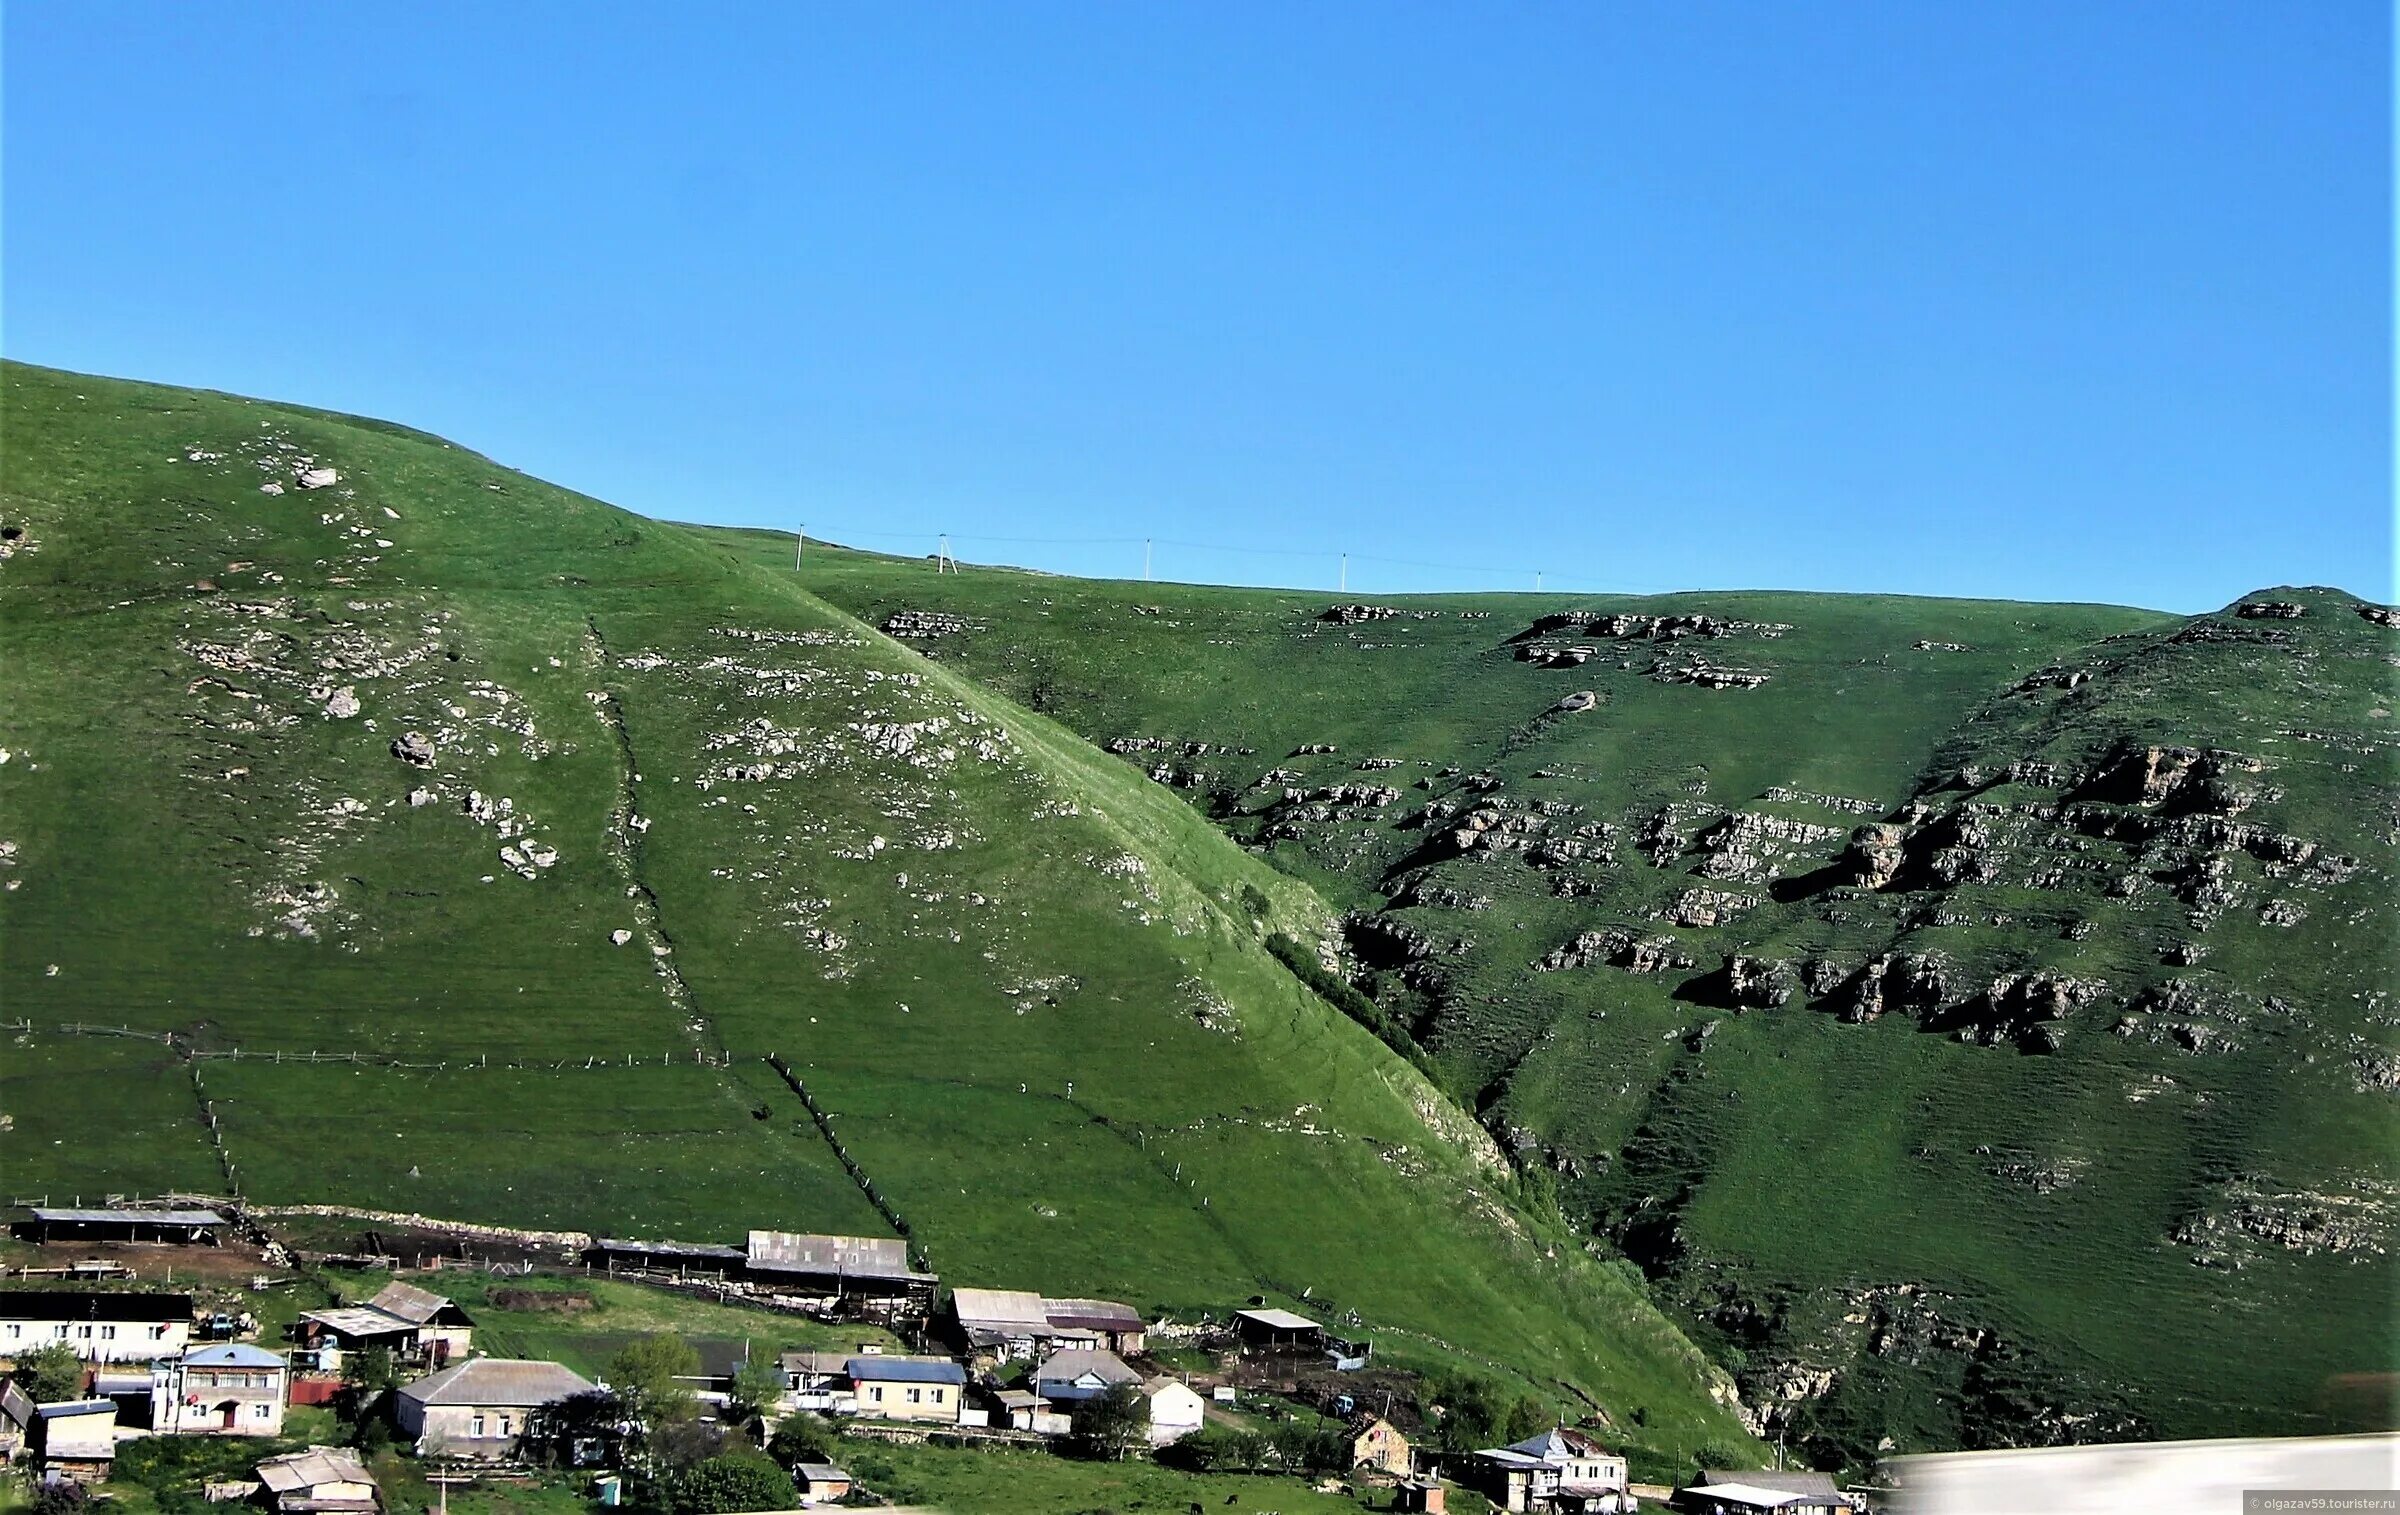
[881,609,974,639]
[1719,955,1797,1009]
[322,687,362,719]
[1320,604,1401,624]
[610,929,634,946]
[390,731,436,768]
[2360,604,2399,628]
[1554,690,1599,713]
[295,466,340,489]
[1842,823,1909,889]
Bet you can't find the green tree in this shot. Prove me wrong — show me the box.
[669,1452,794,1514]
[767,1411,834,1468]
[1070,1382,1149,1462]
[725,1352,787,1428]
[608,1335,701,1428]
[17,1342,85,1402]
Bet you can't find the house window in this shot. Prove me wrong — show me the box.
[79,1325,93,1339]
[472,1415,487,1437]
[6,1324,18,1338]
[252,1403,273,1421]
[868,1387,883,1403]
[905,1388,922,1404]
[498,1415,512,1436]
[101,1326,116,1340]
[931,1388,946,1405]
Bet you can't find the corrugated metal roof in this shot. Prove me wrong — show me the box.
[25,1207,226,1227]
[366,1281,452,1324]
[0,1290,193,1322]
[299,1306,415,1337]
[257,1446,373,1494]
[1702,1470,1840,1498]
[1234,1307,1320,1332]
[746,1230,927,1281]
[778,1350,852,1376]
[185,1344,287,1368]
[949,1287,1053,1335]
[398,1358,593,1407]
[845,1355,964,1385]
[34,1399,116,1420]
[1684,1484,1824,1509]
[1033,1348,1140,1386]
[1043,1296,1143,1332]
[593,1236,746,1263]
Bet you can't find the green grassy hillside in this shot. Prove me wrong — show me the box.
[0,360,1760,1461]
[778,537,2399,1464]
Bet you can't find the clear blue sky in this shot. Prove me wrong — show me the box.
[5,2,2390,609]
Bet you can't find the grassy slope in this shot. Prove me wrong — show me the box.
[0,360,1755,1457]
[780,537,2399,1459]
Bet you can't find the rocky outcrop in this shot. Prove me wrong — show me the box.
[1320,603,1405,624]
[2360,604,2399,628]
[1662,888,1759,928]
[1691,811,1842,883]
[2234,601,2306,619]
[1833,953,1951,1023]
[1718,955,1797,1009]
[1538,929,1691,974]
[881,609,975,639]
[1652,657,1771,690]
[1842,823,1908,889]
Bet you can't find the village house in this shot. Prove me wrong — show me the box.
[255,1444,381,1513]
[1350,1413,1414,1476]
[11,1206,227,1247]
[30,1398,118,1486]
[1031,1347,1142,1405]
[777,1350,857,1413]
[294,1281,473,1372]
[394,1358,594,1459]
[1471,1427,1633,1513]
[1041,1298,1147,1356]
[792,1460,853,1505]
[846,1355,965,1424]
[1674,1469,1858,1515]
[1140,1376,1205,1445]
[993,1388,1072,1436]
[0,1289,192,1364]
[150,1342,289,1436]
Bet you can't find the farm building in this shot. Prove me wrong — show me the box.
[994,1388,1072,1436]
[745,1230,937,1310]
[1233,1307,1324,1350]
[1674,1470,1857,1514]
[149,1342,289,1436]
[1351,1413,1414,1475]
[12,1206,227,1247]
[394,1358,594,1459]
[0,1289,193,1363]
[793,1460,852,1504]
[1141,1377,1205,1445]
[845,1354,965,1424]
[948,1287,1149,1359]
[587,1236,747,1274]
[1470,1427,1632,1513]
[294,1281,473,1370]
[31,1399,117,1486]
[1032,1347,1141,1404]
[255,1444,381,1513]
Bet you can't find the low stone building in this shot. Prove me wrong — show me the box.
[1351,1413,1413,1475]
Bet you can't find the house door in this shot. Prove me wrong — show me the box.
[220,1401,237,1430]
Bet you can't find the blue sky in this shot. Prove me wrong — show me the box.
[4,2,2389,609]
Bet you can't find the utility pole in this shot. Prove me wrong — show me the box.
[1339,553,1348,593]
[796,524,805,569]
[1143,539,1152,581]
[1536,570,1543,593]
[937,534,954,574]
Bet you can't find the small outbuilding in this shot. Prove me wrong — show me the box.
[31,1399,118,1486]
[256,1444,381,1513]
[1351,1413,1414,1475]
[793,1461,853,1505]
[1674,1470,1857,1515]
[1142,1377,1206,1445]
[1032,1347,1141,1405]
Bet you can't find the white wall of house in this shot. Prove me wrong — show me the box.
[3,1315,189,1364]
[397,1400,535,1458]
